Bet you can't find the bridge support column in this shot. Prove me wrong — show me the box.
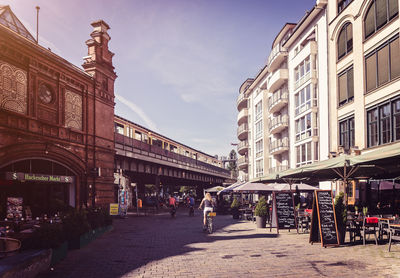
[155,175,161,209]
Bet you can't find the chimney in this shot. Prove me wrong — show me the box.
[82,20,116,79]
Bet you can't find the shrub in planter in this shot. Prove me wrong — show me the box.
[22,223,65,250]
[230,198,240,219]
[62,209,91,249]
[86,208,105,230]
[254,196,268,228]
[334,192,347,244]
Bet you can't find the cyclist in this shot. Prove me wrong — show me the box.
[188,195,195,216]
[199,193,214,228]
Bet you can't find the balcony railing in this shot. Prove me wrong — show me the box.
[237,93,247,109]
[237,108,249,124]
[269,165,289,174]
[269,89,288,113]
[114,133,230,177]
[295,98,318,116]
[237,123,249,139]
[269,115,289,133]
[238,156,249,169]
[267,44,288,71]
[237,140,249,154]
[269,137,289,154]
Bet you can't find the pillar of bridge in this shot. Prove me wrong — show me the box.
[155,175,161,209]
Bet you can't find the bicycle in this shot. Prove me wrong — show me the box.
[205,211,216,234]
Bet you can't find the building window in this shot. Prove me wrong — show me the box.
[337,23,353,60]
[367,97,400,147]
[338,66,354,106]
[338,0,353,13]
[294,57,311,89]
[255,139,263,158]
[255,120,263,139]
[256,159,263,177]
[255,100,262,121]
[365,36,400,93]
[295,84,311,115]
[115,123,124,135]
[364,0,398,39]
[295,113,312,141]
[339,117,355,150]
[296,142,312,167]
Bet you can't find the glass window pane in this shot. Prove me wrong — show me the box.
[306,142,311,161]
[393,100,400,141]
[301,144,306,162]
[366,54,377,92]
[377,45,389,86]
[346,24,353,52]
[365,3,375,38]
[338,28,346,59]
[390,38,400,79]
[338,73,347,104]
[389,0,398,19]
[347,68,354,99]
[376,0,388,29]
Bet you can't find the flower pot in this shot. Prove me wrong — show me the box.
[256,216,266,228]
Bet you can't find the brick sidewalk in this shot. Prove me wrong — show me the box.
[38,208,400,278]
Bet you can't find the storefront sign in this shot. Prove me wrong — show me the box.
[5,172,74,183]
[109,203,119,216]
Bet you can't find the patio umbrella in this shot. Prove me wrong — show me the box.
[275,183,318,192]
[204,186,225,193]
[217,181,245,195]
[233,182,276,193]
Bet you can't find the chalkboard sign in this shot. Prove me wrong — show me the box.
[270,192,296,234]
[309,190,339,247]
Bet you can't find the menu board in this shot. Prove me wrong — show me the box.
[7,197,23,219]
[309,190,339,247]
[270,192,296,233]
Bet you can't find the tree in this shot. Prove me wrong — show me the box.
[227,149,238,178]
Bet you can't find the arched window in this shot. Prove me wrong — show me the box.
[364,0,398,39]
[337,23,353,60]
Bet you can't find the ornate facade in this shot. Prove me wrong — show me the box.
[0,5,117,217]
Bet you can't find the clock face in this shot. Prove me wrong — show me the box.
[39,84,53,104]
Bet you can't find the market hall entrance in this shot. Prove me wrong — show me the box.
[0,159,76,220]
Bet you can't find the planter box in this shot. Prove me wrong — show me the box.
[50,241,68,266]
[256,216,266,228]
[67,226,113,250]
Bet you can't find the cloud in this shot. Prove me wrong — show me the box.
[115,94,159,132]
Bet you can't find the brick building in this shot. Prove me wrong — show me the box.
[0,5,117,218]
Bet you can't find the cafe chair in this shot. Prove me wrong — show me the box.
[378,218,391,241]
[362,217,378,246]
[346,219,362,243]
[296,209,310,233]
[388,224,400,252]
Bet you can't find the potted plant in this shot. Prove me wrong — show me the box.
[231,198,240,219]
[334,192,347,245]
[254,196,268,228]
[62,209,91,249]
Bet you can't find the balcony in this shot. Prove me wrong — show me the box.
[295,98,318,116]
[237,93,248,111]
[294,69,317,90]
[267,44,288,73]
[269,115,289,134]
[238,156,248,171]
[269,165,289,174]
[237,123,249,141]
[237,108,248,125]
[269,137,289,155]
[269,89,288,113]
[267,68,288,93]
[237,140,249,155]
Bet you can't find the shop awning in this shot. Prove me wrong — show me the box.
[204,186,225,193]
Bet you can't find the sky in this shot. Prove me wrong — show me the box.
[3,0,316,158]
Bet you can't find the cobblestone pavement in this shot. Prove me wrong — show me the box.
[38,208,400,278]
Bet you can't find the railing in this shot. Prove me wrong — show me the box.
[269,115,289,132]
[237,156,249,166]
[269,137,289,153]
[267,44,286,67]
[269,165,289,174]
[114,133,230,176]
[295,98,318,116]
[237,93,247,107]
[268,89,288,111]
[237,108,249,123]
[237,140,249,152]
[237,123,249,137]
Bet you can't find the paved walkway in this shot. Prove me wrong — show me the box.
[38,208,400,278]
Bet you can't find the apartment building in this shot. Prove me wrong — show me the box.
[327,0,399,154]
[284,1,329,169]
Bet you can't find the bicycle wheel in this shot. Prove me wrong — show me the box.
[208,217,213,234]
